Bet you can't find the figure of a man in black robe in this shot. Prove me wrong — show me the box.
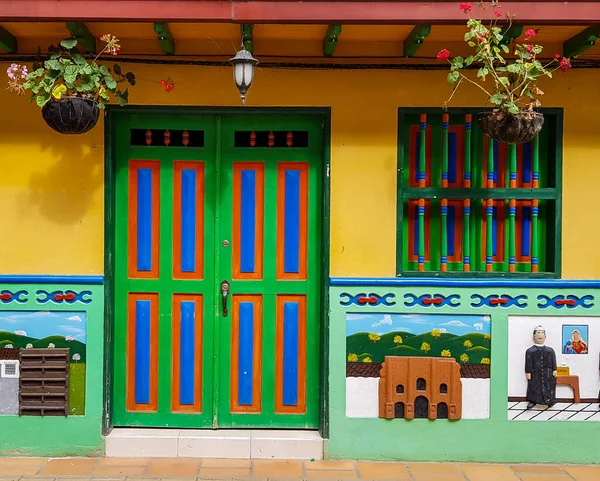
[525,325,557,409]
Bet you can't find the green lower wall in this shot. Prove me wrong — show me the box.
[0,280,104,456]
[326,281,600,463]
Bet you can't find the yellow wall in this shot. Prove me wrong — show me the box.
[0,63,599,278]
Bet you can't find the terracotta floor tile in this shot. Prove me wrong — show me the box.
[146,459,201,477]
[563,465,600,481]
[97,458,150,467]
[306,461,355,471]
[39,459,98,476]
[92,466,146,476]
[305,469,357,479]
[356,461,412,480]
[0,458,48,467]
[253,460,304,478]
[0,466,43,476]
[160,477,198,481]
[202,459,252,469]
[518,476,573,481]
[459,464,520,480]
[511,465,566,474]
[410,474,467,481]
[199,467,252,478]
[408,463,461,474]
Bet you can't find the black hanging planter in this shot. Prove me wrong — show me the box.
[41,97,100,135]
[477,110,544,144]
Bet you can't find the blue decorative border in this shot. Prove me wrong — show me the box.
[330,277,600,288]
[0,275,104,285]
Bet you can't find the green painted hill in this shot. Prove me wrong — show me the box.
[0,331,86,363]
[347,329,491,365]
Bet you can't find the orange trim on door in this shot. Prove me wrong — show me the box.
[172,294,203,413]
[126,293,159,412]
[173,161,205,280]
[230,294,263,413]
[128,160,160,279]
[275,295,307,414]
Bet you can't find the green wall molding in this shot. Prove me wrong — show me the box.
[0,282,104,456]
[328,283,600,463]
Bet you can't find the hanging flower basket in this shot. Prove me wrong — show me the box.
[41,97,100,135]
[477,110,544,144]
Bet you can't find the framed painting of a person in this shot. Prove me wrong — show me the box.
[562,326,589,354]
[525,325,557,410]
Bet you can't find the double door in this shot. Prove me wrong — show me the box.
[111,112,323,428]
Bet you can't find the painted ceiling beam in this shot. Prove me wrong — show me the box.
[403,25,431,57]
[0,25,17,53]
[4,1,600,23]
[564,26,600,58]
[323,25,342,57]
[241,24,253,54]
[154,22,175,55]
[66,22,96,53]
[500,25,523,46]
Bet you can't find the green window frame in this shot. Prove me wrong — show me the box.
[396,107,563,278]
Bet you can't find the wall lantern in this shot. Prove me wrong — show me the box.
[229,47,259,106]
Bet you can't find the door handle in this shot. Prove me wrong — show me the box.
[220,280,230,317]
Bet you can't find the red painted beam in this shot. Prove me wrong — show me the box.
[1,1,600,24]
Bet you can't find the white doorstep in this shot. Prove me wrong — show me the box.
[106,428,323,460]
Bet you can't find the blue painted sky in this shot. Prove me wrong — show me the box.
[0,311,87,342]
[346,313,490,337]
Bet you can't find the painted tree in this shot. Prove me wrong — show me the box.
[72,353,81,363]
[48,343,55,348]
[4,344,13,349]
[484,333,491,340]
[481,357,491,365]
[25,343,32,349]
[441,349,452,357]
[393,335,403,345]
[65,335,74,342]
[368,333,381,343]
[431,329,442,338]
[363,357,372,363]
[460,353,469,363]
[463,340,473,348]
[420,342,431,354]
[347,353,358,362]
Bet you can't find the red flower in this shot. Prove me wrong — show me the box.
[555,53,561,59]
[494,10,502,17]
[526,44,533,52]
[460,3,472,13]
[524,29,536,40]
[560,57,571,72]
[437,49,451,61]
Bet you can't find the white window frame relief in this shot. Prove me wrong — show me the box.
[0,360,20,379]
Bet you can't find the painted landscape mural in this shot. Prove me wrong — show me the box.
[346,313,491,365]
[0,311,87,415]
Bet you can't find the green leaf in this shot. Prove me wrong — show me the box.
[508,104,520,114]
[501,44,509,54]
[72,53,87,65]
[468,41,476,47]
[22,80,35,90]
[546,70,553,79]
[507,63,520,73]
[79,74,95,92]
[81,64,93,75]
[59,57,74,66]
[477,67,489,78]
[490,93,504,105]
[113,64,122,76]
[496,66,507,72]
[99,65,109,76]
[447,71,460,84]
[115,88,129,106]
[44,59,61,70]
[499,76,510,85]
[27,68,45,80]
[31,85,41,94]
[465,56,474,66]
[60,38,78,50]
[36,92,51,107]
[105,75,117,90]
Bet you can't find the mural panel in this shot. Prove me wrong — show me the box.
[508,316,600,421]
[346,313,491,420]
[0,310,87,416]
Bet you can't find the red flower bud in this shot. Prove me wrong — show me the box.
[560,57,571,72]
[437,49,451,61]
[555,53,561,59]
[494,10,502,17]
[459,3,472,13]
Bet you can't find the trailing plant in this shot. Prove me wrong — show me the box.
[6,34,135,108]
[439,1,571,115]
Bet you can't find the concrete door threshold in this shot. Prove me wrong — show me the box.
[106,429,324,460]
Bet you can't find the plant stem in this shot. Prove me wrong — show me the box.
[457,72,494,98]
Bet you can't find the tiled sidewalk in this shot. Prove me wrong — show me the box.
[0,458,598,481]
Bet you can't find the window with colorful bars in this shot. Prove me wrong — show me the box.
[397,108,562,277]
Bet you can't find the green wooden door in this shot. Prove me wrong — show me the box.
[112,111,322,429]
